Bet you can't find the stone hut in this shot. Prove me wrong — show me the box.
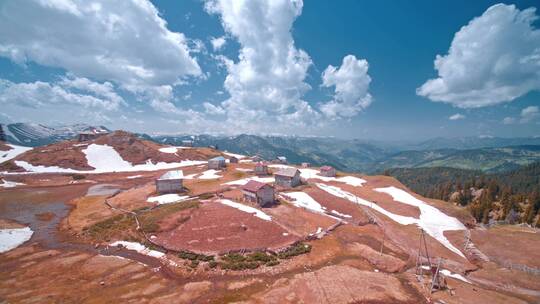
[155,170,184,194]
[208,156,226,169]
[254,162,269,176]
[229,156,239,164]
[320,166,336,177]
[274,167,301,188]
[242,180,275,207]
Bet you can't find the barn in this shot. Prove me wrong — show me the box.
[254,162,269,176]
[320,166,336,177]
[242,180,275,207]
[208,156,226,169]
[274,168,301,188]
[156,170,184,194]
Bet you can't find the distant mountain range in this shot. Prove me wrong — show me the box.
[2,123,109,146]
[3,122,540,173]
[150,133,540,173]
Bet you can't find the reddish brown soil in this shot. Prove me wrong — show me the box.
[303,186,371,223]
[0,142,11,151]
[265,203,339,237]
[470,226,540,268]
[7,131,220,171]
[153,201,299,254]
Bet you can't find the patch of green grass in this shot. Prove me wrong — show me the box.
[83,213,137,242]
[277,242,311,259]
[178,250,214,262]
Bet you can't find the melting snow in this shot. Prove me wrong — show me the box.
[0,179,25,188]
[331,210,352,218]
[375,187,466,258]
[235,168,252,172]
[316,183,466,258]
[239,159,253,163]
[159,147,178,153]
[223,151,246,159]
[268,165,366,187]
[0,227,33,253]
[280,192,326,214]
[110,241,165,258]
[0,144,32,164]
[127,175,143,179]
[147,194,192,205]
[14,144,206,173]
[198,169,222,179]
[440,269,471,284]
[218,199,272,221]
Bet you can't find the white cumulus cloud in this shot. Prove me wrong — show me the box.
[520,105,539,123]
[417,4,540,108]
[449,113,465,120]
[205,0,321,132]
[320,55,372,118]
[210,36,227,51]
[0,0,201,87]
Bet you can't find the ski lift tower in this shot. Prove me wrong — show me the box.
[415,229,447,293]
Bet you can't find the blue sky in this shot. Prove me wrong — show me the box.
[0,0,539,140]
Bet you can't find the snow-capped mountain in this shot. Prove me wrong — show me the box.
[4,123,109,147]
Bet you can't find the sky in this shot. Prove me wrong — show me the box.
[0,0,539,140]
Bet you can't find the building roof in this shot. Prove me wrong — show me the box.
[242,180,271,192]
[209,156,226,161]
[158,170,184,180]
[274,167,300,178]
[320,166,334,171]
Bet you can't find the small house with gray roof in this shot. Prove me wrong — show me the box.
[274,167,301,188]
[208,156,226,169]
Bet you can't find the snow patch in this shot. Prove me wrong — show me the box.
[0,179,25,188]
[331,210,352,218]
[218,199,272,221]
[316,183,466,258]
[14,144,206,173]
[0,144,32,164]
[127,175,143,179]
[110,241,165,258]
[0,227,33,253]
[440,269,471,284]
[147,194,192,205]
[235,168,252,172]
[280,192,326,214]
[375,187,466,258]
[223,151,246,159]
[239,159,253,163]
[198,169,222,179]
[268,165,366,187]
[159,147,178,153]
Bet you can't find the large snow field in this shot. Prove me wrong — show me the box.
[0,144,32,164]
[316,183,466,258]
[223,176,275,185]
[280,192,326,214]
[268,165,366,187]
[147,194,192,205]
[218,199,272,221]
[13,144,207,173]
[0,179,25,188]
[0,227,34,253]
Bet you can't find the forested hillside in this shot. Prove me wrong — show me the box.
[385,162,540,227]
